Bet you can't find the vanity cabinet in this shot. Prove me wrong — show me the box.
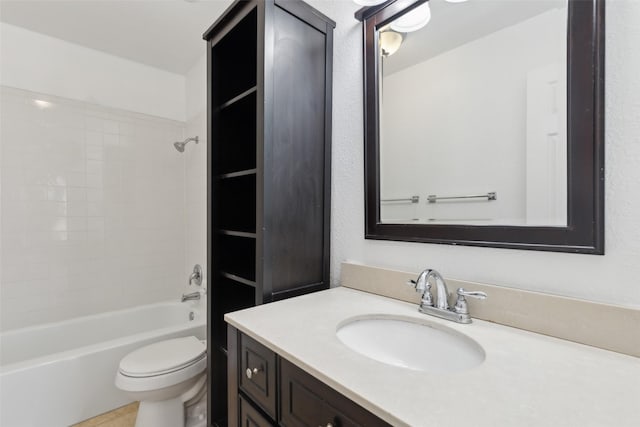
[239,334,277,419]
[240,395,274,427]
[203,1,335,425]
[279,358,389,427]
[229,326,391,427]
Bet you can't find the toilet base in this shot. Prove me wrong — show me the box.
[135,398,184,427]
[185,391,207,427]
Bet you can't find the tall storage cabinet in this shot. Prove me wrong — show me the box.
[203,1,334,425]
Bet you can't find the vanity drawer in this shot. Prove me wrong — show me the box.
[279,358,390,427]
[239,333,277,418]
[239,394,276,427]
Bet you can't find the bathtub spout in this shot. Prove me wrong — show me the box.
[181,291,201,302]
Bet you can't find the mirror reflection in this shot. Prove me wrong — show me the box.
[379,0,568,226]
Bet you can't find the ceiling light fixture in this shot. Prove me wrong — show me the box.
[33,99,53,109]
[379,31,404,57]
[390,2,431,33]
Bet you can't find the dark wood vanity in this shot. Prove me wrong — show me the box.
[228,325,391,427]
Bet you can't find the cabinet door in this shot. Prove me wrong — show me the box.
[239,334,277,418]
[268,1,330,298]
[239,395,276,427]
[279,359,390,427]
[320,402,362,427]
[279,357,324,426]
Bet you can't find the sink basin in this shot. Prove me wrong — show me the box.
[336,316,485,373]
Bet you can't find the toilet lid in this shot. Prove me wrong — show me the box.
[119,336,206,377]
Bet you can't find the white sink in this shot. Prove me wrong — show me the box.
[336,316,485,373]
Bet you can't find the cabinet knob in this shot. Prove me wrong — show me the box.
[245,367,260,379]
[318,424,333,427]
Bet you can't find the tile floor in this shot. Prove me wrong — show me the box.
[72,402,138,427]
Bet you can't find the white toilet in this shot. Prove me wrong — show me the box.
[115,336,207,427]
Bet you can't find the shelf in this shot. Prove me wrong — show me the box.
[218,86,257,111]
[217,232,256,280]
[218,175,256,232]
[221,271,256,287]
[211,275,256,350]
[219,230,257,239]
[214,91,257,174]
[211,8,257,105]
[218,168,257,179]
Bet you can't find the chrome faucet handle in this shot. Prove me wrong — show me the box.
[457,288,487,299]
[189,264,203,286]
[453,287,487,315]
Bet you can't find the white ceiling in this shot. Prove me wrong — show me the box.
[384,0,566,76]
[0,0,233,75]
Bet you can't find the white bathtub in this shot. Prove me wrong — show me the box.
[0,301,206,427]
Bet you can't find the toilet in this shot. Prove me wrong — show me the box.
[115,336,207,427]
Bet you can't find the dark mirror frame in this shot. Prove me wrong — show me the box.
[358,0,605,254]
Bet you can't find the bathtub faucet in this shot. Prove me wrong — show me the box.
[181,291,201,302]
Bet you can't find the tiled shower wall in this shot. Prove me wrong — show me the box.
[184,53,208,292]
[184,111,207,289]
[0,86,187,331]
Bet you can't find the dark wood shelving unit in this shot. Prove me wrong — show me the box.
[204,1,334,425]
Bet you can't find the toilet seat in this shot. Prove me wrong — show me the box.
[119,336,206,378]
[116,336,207,393]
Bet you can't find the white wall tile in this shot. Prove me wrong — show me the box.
[0,86,187,331]
[85,131,103,146]
[184,108,207,292]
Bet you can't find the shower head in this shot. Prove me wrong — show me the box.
[174,141,185,152]
[174,136,199,152]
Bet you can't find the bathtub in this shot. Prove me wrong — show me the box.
[0,301,206,427]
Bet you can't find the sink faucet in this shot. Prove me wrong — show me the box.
[408,268,487,324]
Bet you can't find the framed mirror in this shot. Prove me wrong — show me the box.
[358,0,604,254]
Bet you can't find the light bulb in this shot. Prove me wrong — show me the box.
[33,99,53,109]
[379,31,403,57]
[390,2,431,33]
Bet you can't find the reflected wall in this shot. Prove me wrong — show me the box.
[380,1,568,226]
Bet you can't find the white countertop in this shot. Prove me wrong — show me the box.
[225,287,640,427]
